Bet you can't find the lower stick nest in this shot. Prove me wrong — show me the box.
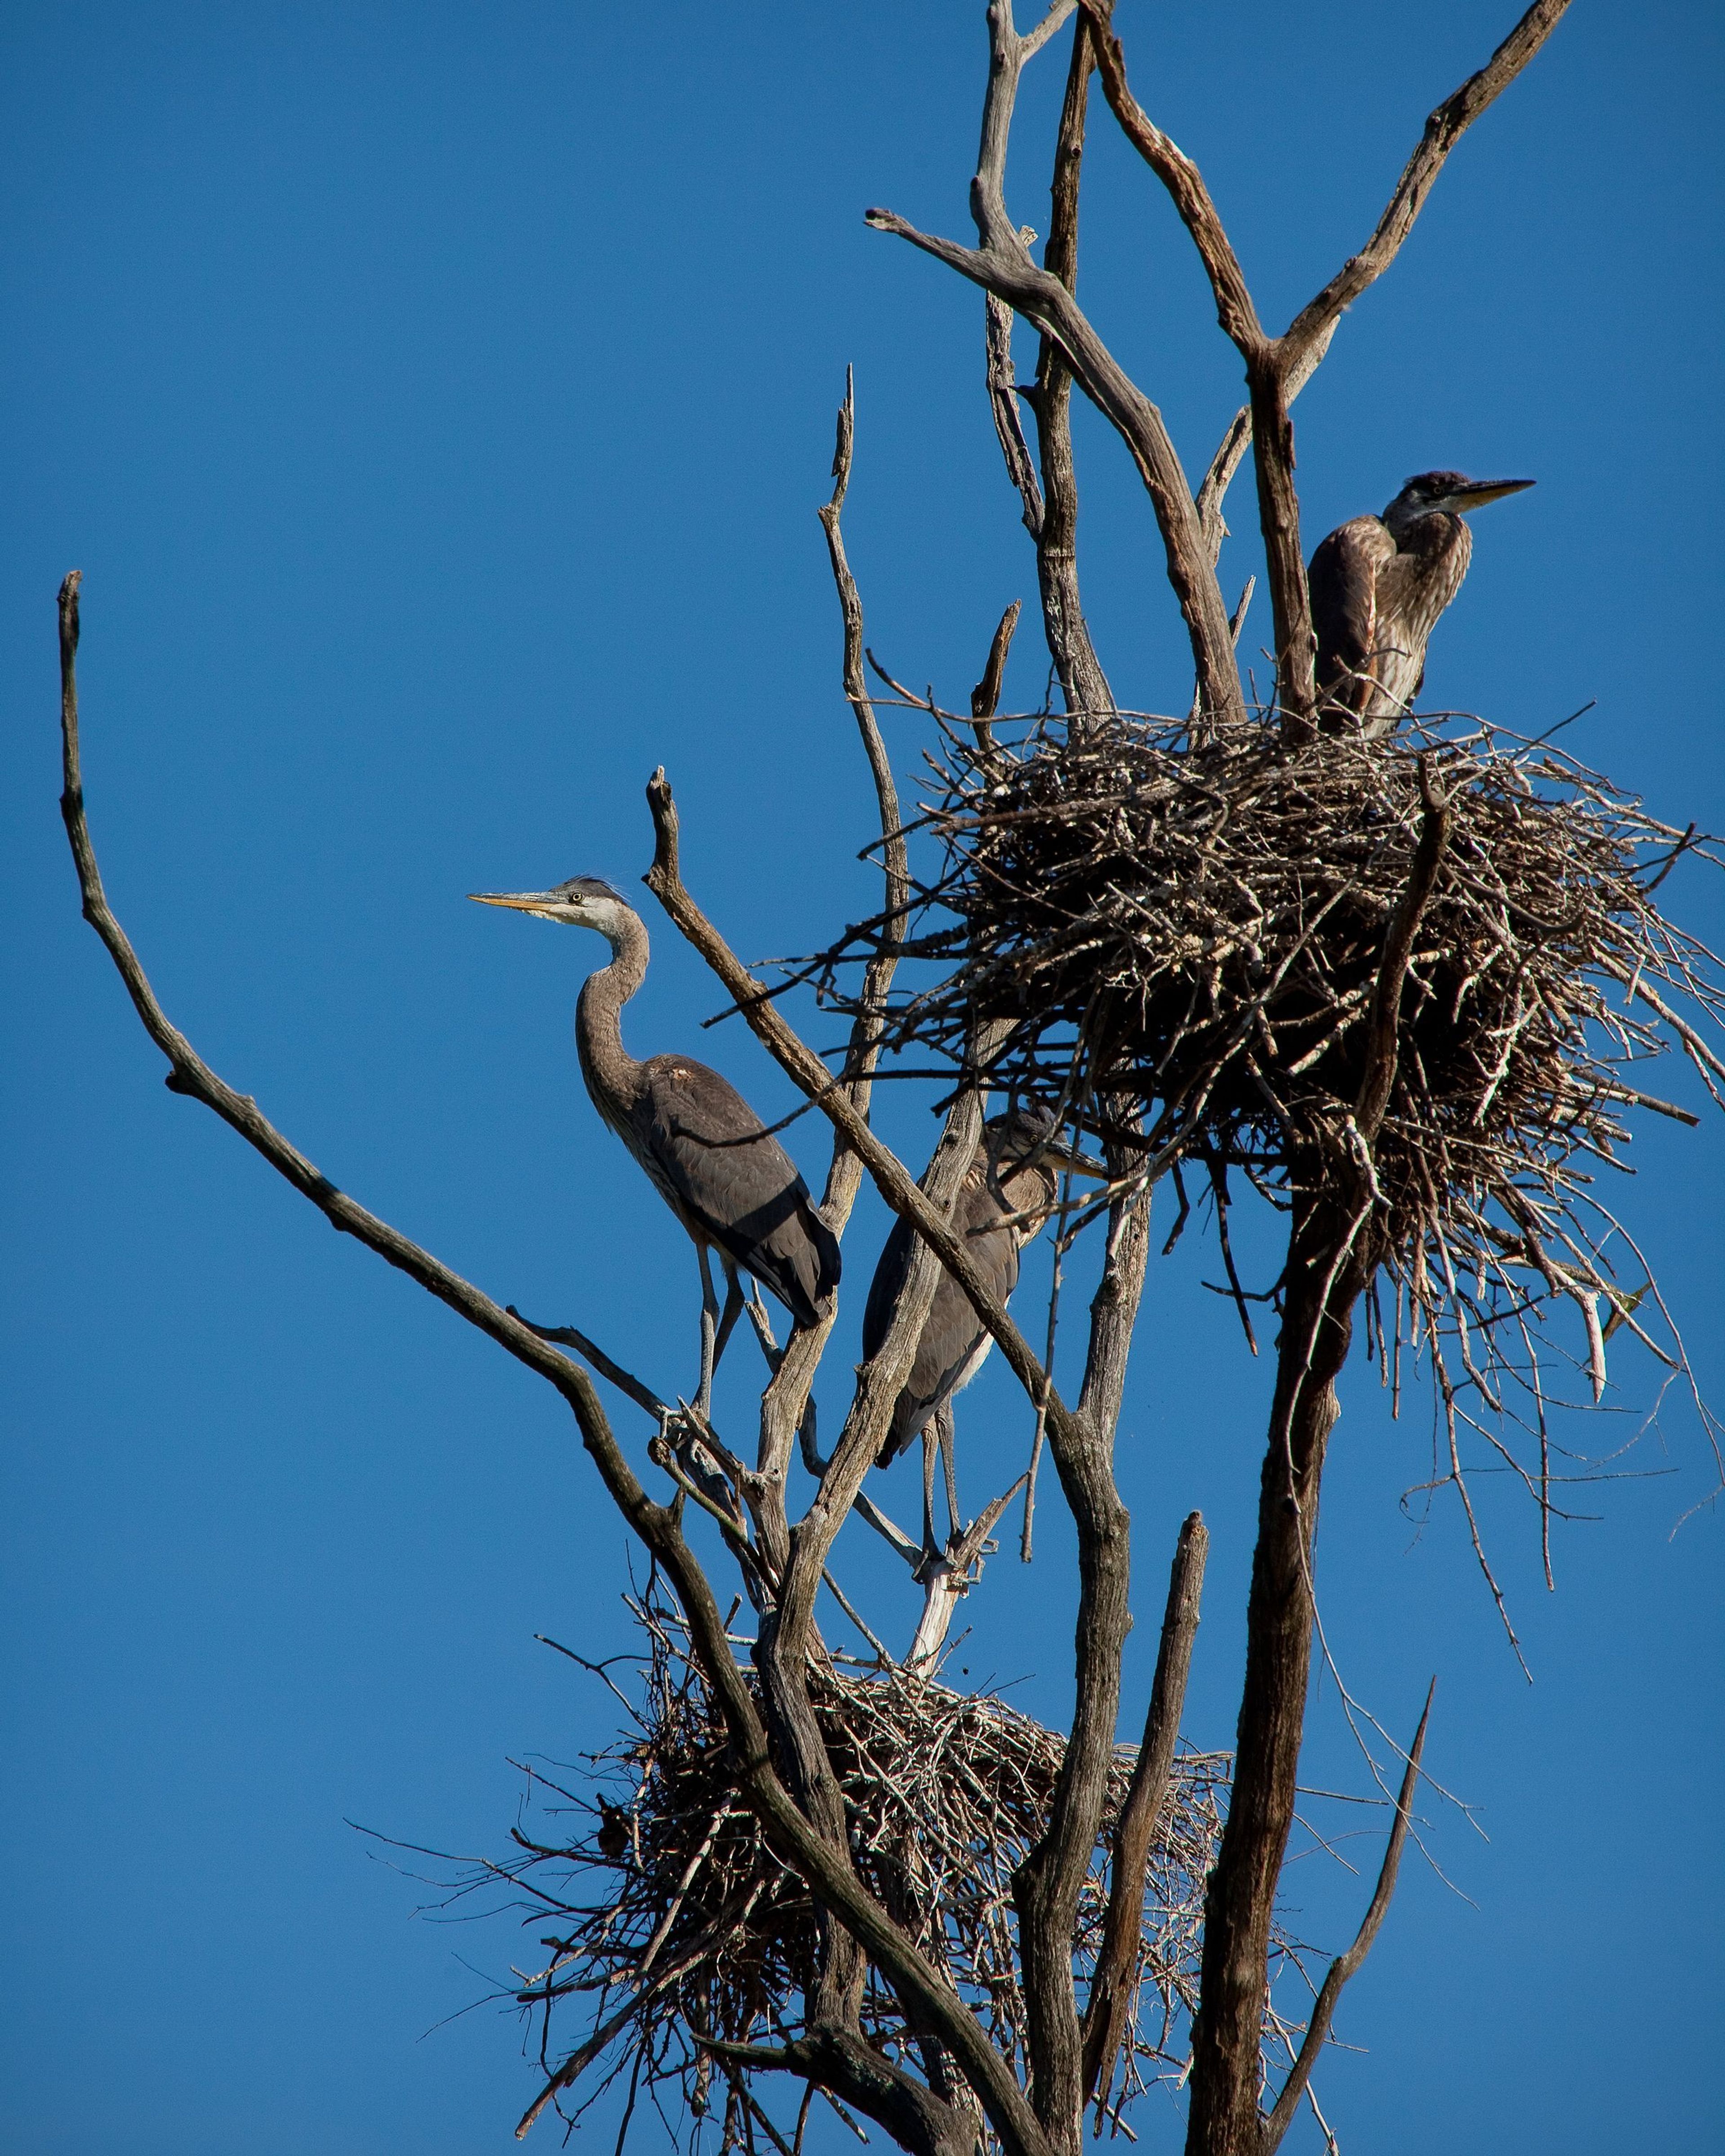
[499,1597,1230,2145]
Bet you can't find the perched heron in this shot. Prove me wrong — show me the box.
[862,1109,1084,1551]
[1309,470,1534,733]
[470,876,840,1413]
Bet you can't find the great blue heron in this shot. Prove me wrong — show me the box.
[1309,470,1534,733]
[862,1109,1082,1551]
[470,876,840,1413]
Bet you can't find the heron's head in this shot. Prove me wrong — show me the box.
[1382,470,1534,537]
[467,875,634,945]
[986,1107,1105,1180]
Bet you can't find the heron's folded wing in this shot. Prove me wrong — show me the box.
[866,1200,1023,1465]
[1310,516,1393,708]
[642,1057,837,1324]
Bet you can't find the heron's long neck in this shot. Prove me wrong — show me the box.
[575,913,651,1125]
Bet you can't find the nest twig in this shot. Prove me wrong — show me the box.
[475,1592,1241,2147]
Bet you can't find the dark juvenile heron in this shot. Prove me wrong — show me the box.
[1309,470,1534,733]
[862,1109,1082,1550]
[470,876,840,1413]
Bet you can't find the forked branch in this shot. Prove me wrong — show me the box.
[866,4,1241,725]
[1083,1511,1208,2109]
[1081,0,1571,732]
[1260,1684,1436,2154]
[1281,1,1574,366]
[1080,3,1262,356]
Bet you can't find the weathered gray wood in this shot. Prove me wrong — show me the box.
[1083,1511,1209,2109]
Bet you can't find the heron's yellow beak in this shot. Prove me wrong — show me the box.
[1448,478,1535,511]
[468,890,565,918]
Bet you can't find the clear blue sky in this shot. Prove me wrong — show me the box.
[3,5,1721,2153]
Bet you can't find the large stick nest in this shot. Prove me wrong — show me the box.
[490,1595,1233,2147]
[814,713,1722,1423]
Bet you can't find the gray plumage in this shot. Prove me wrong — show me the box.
[863,1110,1062,1467]
[1310,470,1533,734]
[470,876,838,1401]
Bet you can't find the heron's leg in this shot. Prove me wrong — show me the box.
[712,1257,747,1375]
[920,1425,939,1563]
[694,1242,721,1419]
[937,1403,962,1540]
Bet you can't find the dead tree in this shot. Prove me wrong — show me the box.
[52,7,1723,2156]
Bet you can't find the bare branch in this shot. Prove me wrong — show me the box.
[1261,1683,1436,2154]
[1018,0,1080,65]
[57,574,630,1470]
[870,197,1241,723]
[1282,1,1574,365]
[1186,1182,1376,2150]
[971,596,1022,763]
[866,1,1240,726]
[1082,1510,1208,2107]
[1073,0,1313,728]
[1194,324,1335,566]
[905,1470,1031,1670]
[1080,2,1263,354]
[508,1310,669,1421]
[701,2027,983,2156]
[814,366,910,1227]
[752,371,918,1571]
[753,1078,996,1999]
[1027,14,1116,725]
[1194,407,1251,568]
[1014,1170,1152,2147]
[985,294,1044,539]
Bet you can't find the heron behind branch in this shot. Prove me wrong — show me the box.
[470,877,839,1414]
[863,1108,1089,1556]
[1310,469,1534,733]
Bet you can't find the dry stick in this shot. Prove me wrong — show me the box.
[55,575,1056,2156]
[1193,328,1333,569]
[518,1973,686,2140]
[1279,1,1575,368]
[1014,1166,1151,2150]
[1259,1685,1436,2156]
[752,1051,1000,2034]
[865,5,1240,728]
[745,367,920,1590]
[508,1312,669,1421]
[822,1567,895,1664]
[971,596,1022,762]
[986,293,1044,541]
[746,367,918,1555]
[1079,0,1315,724]
[1027,8,1115,728]
[906,1470,1032,1670]
[781,1059,1008,1648]
[1358,760,1456,1142]
[1081,1511,1208,2110]
[1018,1184,1068,1563]
[1080,1,1261,349]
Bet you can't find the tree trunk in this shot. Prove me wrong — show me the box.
[1185,1177,1374,2155]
